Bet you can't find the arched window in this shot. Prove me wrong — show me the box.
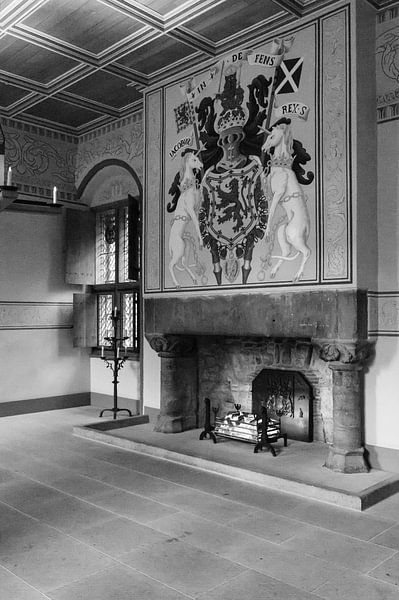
[67,161,141,355]
[66,194,140,356]
[95,196,140,352]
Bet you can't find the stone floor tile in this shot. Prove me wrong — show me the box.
[67,457,127,480]
[229,507,307,543]
[11,460,70,484]
[368,552,399,586]
[0,501,37,529]
[150,510,258,555]
[281,523,396,572]
[87,463,162,493]
[0,566,49,600]
[0,467,17,485]
[291,498,395,540]
[89,487,179,523]
[72,516,170,556]
[222,534,346,592]
[370,524,399,550]
[0,531,116,593]
[315,568,399,600]
[92,463,199,501]
[24,494,114,533]
[197,569,323,600]
[47,564,191,600]
[119,537,248,596]
[365,494,399,521]
[153,487,259,524]
[0,478,65,512]
[0,518,61,559]
[43,473,114,499]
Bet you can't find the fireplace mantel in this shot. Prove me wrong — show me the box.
[145,289,372,473]
[145,289,367,342]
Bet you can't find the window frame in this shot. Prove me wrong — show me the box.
[92,198,140,357]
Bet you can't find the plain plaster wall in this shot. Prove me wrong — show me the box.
[364,119,399,451]
[90,356,140,404]
[365,337,399,450]
[0,210,90,404]
[142,336,161,413]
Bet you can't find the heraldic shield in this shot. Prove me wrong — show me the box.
[199,156,268,284]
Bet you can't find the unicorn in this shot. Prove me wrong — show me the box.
[168,150,203,287]
[262,120,311,282]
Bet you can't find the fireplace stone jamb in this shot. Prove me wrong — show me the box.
[146,334,198,433]
[318,340,375,474]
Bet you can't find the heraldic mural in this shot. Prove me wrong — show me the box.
[163,26,317,290]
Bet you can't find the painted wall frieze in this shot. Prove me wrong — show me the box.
[0,302,73,330]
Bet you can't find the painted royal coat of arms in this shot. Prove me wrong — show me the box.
[200,156,267,284]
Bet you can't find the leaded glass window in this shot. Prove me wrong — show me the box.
[122,291,139,351]
[98,294,113,346]
[96,210,116,284]
[119,206,130,283]
[94,198,140,355]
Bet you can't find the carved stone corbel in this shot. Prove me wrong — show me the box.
[317,340,374,366]
[146,333,196,358]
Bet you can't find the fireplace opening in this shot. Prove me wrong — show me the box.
[252,369,313,442]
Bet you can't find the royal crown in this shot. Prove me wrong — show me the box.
[216,106,247,134]
[215,67,248,134]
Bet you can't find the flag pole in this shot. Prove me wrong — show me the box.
[260,37,294,169]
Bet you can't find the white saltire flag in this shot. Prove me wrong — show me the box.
[275,57,304,95]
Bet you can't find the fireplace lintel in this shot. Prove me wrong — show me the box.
[144,289,367,341]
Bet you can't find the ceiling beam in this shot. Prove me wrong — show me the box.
[213,12,298,56]
[167,28,216,56]
[54,92,120,117]
[11,24,100,66]
[98,0,229,33]
[271,0,303,17]
[0,0,48,30]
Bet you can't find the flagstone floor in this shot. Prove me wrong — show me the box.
[0,406,399,600]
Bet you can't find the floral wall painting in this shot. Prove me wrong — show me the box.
[163,25,318,290]
[376,7,399,123]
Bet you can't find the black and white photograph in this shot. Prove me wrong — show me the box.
[0,0,399,598]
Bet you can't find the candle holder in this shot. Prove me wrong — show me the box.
[0,184,18,211]
[99,310,132,420]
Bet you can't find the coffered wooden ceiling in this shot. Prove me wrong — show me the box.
[0,0,390,134]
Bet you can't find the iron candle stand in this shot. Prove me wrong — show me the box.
[99,309,132,420]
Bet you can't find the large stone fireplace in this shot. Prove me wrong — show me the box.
[145,289,373,474]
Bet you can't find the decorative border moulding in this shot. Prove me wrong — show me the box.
[78,112,143,143]
[376,6,399,123]
[321,9,350,281]
[0,302,73,330]
[144,90,162,292]
[2,118,78,144]
[368,292,399,337]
